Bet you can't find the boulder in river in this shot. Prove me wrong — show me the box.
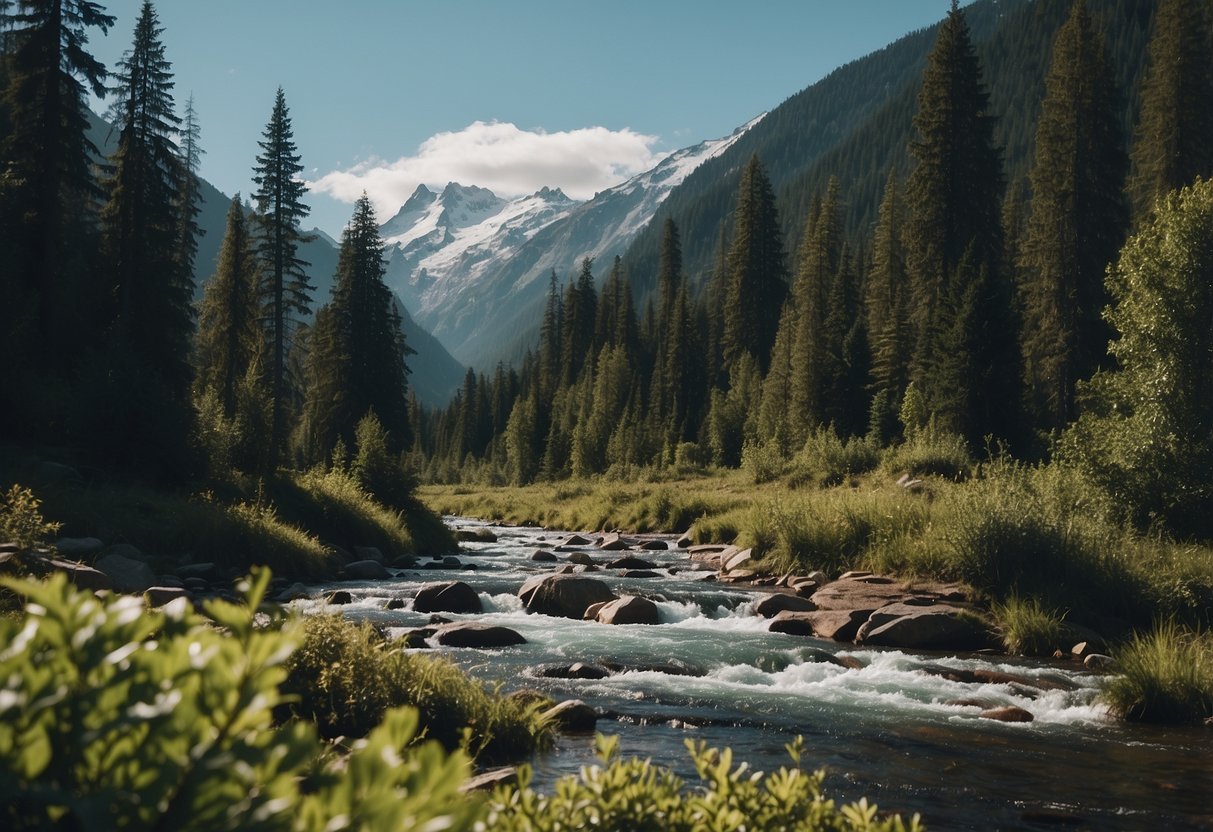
[856,602,992,650]
[598,532,636,551]
[809,576,911,612]
[343,560,390,581]
[518,574,617,619]
[531,549,558,562]
[722,547,754,573]
[563,534,594,547]
[327,590,353,605]
[566,551,597,566]
[769,609,869,641]
[675,532,694,548]
[543,699,598,733]
[980,705,1034,723]
[607,555,657,569]
[596,595,659,625]
[639,540,668,551]
[432,622,526,648]
[539,662,612,680]
[413,580,483,614]
[96,549,156,593]
[753,593,817,618]
[145,586,189,606]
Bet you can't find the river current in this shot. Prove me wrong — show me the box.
[296,517,1212,831]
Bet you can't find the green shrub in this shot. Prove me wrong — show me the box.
[484,734,923,832]
[283,615,553,763]
[789,428,881,487]
[881,430,972,480]
[0,570,480,831]
[1101,621,1213,723]
[352,411,415,510]
[994,597,1067,656]
[742,439,786,484]
[0,484,60,551]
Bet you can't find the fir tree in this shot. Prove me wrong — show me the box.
[903,0,1019,444]
[0,0,113,352]
[1127,0,1213,224]
[175,92,204,287]
[194,195,261,418]
[865,173,910,441]
[537,269,561,400]
[252,87,313,462]
[788,178,843,439]
[101,0,192,395]
[301,194,411,462]
[722,155,788,374]
[1019,0,1128,432]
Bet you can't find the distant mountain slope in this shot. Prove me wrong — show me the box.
[380,118,760,367]
[86,111,466,406]
[620,0,1151,296]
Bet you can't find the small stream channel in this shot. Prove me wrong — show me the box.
[293,517,1213,831]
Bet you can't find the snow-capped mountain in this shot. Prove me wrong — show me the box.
[382,115,763,367]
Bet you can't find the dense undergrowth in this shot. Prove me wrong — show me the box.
[0,570,921,830]
[0,445,456,579]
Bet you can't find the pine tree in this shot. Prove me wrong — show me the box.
[865,172,910,441]
[175,93,204,287]
[195,195,261,418]
[0,0,113,352]
[559,258,597,387]
[1127,0,1213,224]
[788,178,842,439]
[301,194,411,462]
[903,0,1018,444]
[101,0,192,395]
[656,217,682,331]
[1019,0,1128,432]
[820,245,868,436]
[537,269,561,400]
[722,155,788,374]
[252,87,313,462]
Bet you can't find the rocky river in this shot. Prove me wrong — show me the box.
[293,517,1213,831]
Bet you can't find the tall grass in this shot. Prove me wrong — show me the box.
[994,596,1067,656]
[283,615,553,762]
[1102,621,1213,723]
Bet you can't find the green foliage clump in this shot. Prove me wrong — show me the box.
[994,596,1067,656]
[352,411,415,509]
[1063,179,1213,538]
[742,439,787,485]
[789,428,881,488]
[880,429,972,480]
[0,570,480,831]
[283,615,552,763]
[0,484,61,551]
[1101,620,1213,723]
[483,734,922,832]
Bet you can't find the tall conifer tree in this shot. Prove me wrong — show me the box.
[865,173,910,441]
[722,155,787,375]
[175,93,203,287]
[1127,0,1213,224]
[253,87,313,462]
[1019,0,1127,432]
[302,194,411,462]
[903,0,1018,444]
[102,0,192,394]
[0,0,113,350]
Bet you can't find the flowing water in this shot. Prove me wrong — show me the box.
[297,518,1213,830]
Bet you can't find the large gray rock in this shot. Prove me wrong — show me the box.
[543,699,598,732]
[565,551,597,566]
[96,549,156,593]
[431,622,526,648]
[413,580,482,614]
[50,559,112,591]
[518,574,617,619]
[531,549,558,562]
[980,705,1034,723]
[855,602,991,650]
[595,595,659,625]
[343,560,390,580]
[722,547,755,573]
[598,533,636,551]
[769,609,869,641]
[145,586,189,606]
[753,593,817,618]
[607,555,656,570]
[54,537,104,558]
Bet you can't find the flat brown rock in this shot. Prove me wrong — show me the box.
[769,609,868,641]
[980,705,1035,723]
[753,593,817,618]
[856,603,991,650]
[809,578,910,612]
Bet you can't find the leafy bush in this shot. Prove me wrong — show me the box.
[881,430,972,480]
[0,484,60,550]
[352,411,415,510]
[742,439,787,484]
[0,570,480,831]
[788,428,881,488]
[1101,620,1213,723]
[283,615,553,763]
[483,734,923,832]
[994,596,1067,656]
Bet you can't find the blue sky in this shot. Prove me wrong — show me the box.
[88,1,958,238]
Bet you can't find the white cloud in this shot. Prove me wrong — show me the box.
[308,120,661,217]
